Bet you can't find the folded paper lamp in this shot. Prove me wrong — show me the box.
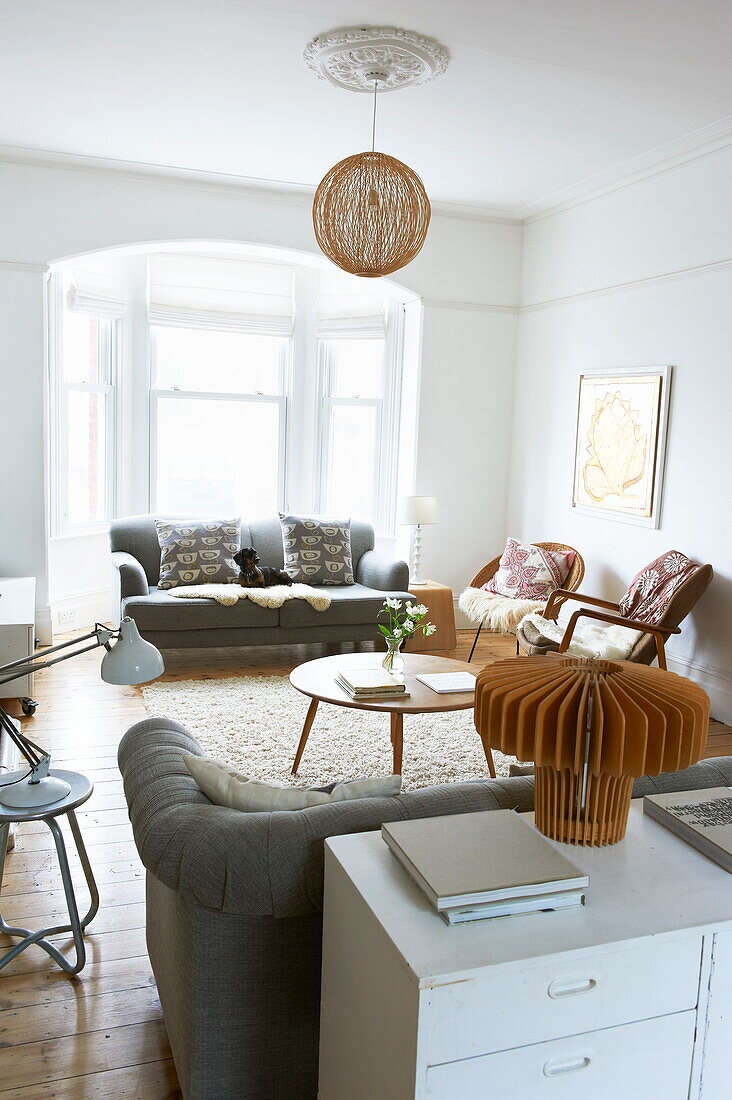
[475,657,709,846]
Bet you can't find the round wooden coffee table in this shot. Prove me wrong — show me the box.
[289,653,494,779]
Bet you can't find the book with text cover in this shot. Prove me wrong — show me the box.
[337,668,406,694]
[382,810,588,911]
[643,787,732,873]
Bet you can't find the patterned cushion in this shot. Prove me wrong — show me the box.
[279,515,354,585]
[618,551,699,625]
[156,518,240,589]
[483,538,574,601]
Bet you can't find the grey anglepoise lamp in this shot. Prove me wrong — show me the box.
[398,495,438,586]
[0,618,163,810]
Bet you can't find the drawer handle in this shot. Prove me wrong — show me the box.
[547,976,597,999]
[543,1055,592,1078]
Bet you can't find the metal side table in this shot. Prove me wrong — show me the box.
[0,770,99,974]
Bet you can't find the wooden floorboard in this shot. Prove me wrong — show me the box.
[1,628,729,1098]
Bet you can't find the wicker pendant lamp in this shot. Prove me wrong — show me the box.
[475,657,709,847]
[305,27,448,278]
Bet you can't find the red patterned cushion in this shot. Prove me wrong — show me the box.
[618,551,699,625]
[482,539,575,601]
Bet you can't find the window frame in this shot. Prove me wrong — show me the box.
[148,322,290,517]
[315,300,403,536]
[50,281,120,537]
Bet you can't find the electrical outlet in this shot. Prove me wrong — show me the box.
[58,609,76,625]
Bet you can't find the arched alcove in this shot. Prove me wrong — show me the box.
[47,239,423,630]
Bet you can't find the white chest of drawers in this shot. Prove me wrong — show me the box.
[319,802,732,1100]
[0,577,35,701]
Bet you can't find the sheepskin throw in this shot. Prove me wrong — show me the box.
[167,583,331,611]
[459,587,545,634]
[520,613,642,661]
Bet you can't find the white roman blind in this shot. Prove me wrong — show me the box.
[149,254,294,334]
[315,269,387,338]
[67,270,128,318]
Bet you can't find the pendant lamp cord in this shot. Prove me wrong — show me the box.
[370,79,378,152]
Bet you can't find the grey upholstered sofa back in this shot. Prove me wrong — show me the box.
[118,716,732,919]
[109,515,376,587]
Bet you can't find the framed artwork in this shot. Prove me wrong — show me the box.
[572,366,672,528]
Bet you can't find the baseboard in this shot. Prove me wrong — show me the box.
[35,603,53,646]
[453,597,471,630]
[666,654,732,726]
[50,586,113,635]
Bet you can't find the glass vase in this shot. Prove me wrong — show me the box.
[382,636,405,675]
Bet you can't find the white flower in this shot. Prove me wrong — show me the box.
[424,623,437,636]
[392,626,404,639]
[409,604,429,618]
[384,597,402,611]
[402,620,416,633]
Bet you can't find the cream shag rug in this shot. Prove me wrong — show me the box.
[141,674,518,791]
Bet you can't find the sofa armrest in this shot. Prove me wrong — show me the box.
[111,551,149,599]
[356,550,410,592]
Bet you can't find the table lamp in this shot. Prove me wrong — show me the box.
[475,656,709,846]
[0,618,164,810]
[398,495,437,585]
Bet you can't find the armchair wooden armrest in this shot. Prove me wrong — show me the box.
[558,607,681,670]
[543,588,620,621]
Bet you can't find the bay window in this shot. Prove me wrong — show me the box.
[53,295,119,533]
[50,250,410,542]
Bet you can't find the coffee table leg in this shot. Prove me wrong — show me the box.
[292,698,319,775]
[390,712,403,775]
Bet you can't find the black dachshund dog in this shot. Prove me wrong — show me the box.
[233,547,293,589]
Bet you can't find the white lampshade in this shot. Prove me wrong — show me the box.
[398,495,438,526]
[101,618,165,685]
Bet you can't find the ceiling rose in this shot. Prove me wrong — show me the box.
[303,26,449,93]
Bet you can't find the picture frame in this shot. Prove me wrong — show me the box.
[571,366,672,529]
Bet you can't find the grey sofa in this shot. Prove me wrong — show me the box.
[118,716,732,1100]
[110,515,412,649]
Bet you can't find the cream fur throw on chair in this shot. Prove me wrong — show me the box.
[459,587,545,635]
[520,613,642,660]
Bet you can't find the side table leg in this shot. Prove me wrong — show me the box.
[0,813,96,974]
[292,698,319,775]
[46,816,88,974]
[66,809,100,928]
[390,713,403,775]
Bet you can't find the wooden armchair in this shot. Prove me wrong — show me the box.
[466,543,585,661]
[520,562,713,669]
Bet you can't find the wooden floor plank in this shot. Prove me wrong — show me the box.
[0,1058,181,1099]
[1,627,728,1099]
[0,1019,171,1091]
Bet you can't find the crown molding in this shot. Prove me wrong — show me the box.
[0,143,521,226]
[519,113,732,225]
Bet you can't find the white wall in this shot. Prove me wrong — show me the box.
[0,152,522,639]
[510,147,732,721]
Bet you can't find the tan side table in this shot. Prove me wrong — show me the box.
[405,580,456,652]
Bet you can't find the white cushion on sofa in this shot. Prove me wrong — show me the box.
[183,753,401,811]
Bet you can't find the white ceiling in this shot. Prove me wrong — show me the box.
[2,0,731,211]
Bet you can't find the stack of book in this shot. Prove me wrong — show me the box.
[335,668,410,700]
[382,810,589,925]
